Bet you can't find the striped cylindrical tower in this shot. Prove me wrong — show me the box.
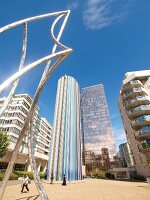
[48,75,82,181]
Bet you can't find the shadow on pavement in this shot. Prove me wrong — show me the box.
[137,185,149,189]
[15,194,39,200]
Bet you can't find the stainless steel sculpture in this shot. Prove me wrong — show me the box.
[0,10,72,200]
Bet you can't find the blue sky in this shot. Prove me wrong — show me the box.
[0,0,150,151]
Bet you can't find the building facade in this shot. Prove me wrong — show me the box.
[81,84,116,167]
[48,75,82,181]
[0,94,52,172]
[101,148,110,172]
[118,70,150,177]
[119,143,134,168]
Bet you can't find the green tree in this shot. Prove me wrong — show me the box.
[0,131,10,158]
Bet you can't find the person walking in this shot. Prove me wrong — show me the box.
[45,168,48,180]
[62,174,66,186]
[21,175,30,193]
[50,173,54,184]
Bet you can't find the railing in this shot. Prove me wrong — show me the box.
[123,80,142,90]
[139,125,150,134]
[138,142,150,151]
[135,126,150,140]
[133,115,150,123]
[129,105,150,114]
[125,96,150,107]
[123,87,147,98]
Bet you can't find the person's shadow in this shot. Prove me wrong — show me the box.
[15,194,39,200]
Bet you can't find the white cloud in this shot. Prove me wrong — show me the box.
[83,0,122,30]
[110,113,118,120]
[113,126,127,142]
[67,1,79,10]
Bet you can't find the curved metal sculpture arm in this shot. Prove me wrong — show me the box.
[0,48,72,95]
[40,10,71,80]
[0,9,72,200]
[27,57,66,200]
[0,53,70,200]
[0,23,27,117]
[25,11,72,199]
[51,14,68,50]
[0,10,70,34]
[51,10,70,55]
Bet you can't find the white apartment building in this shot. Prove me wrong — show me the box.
[0,94,52,172]
[118,70,150,177]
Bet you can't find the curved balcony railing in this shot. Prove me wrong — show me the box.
[125,96,150,110]
[135,125,150,141]
[132,115,150,130]
[123,88,147,100]
[122,80,143,92]
[129,105,150,118]
[138,140,150,153]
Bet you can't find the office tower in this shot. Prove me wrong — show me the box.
[110,154,121,168]
[119,143,134,167]
[118,70,150,177]
[101,148,110,172]
[81,84,116,166]
[0,94,52,172]
[48,75,82,181]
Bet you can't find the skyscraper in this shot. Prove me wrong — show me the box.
[81,84,116,166]
[119,143,134,167]
[48,75,82,181]
[118,70,150,177]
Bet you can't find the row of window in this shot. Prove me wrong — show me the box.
[37,148,48,155]
[7,105,28,115]
[41,120,51,131]
[11,99,30,110]
[133,115,150,123]
[0,119,24,128]
[3,112,26,121]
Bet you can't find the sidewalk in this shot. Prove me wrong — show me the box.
[0,180,21,186]
[2,179,150,200]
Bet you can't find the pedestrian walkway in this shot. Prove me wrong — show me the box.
[2,179,150,200]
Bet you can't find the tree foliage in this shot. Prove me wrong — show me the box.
[0,131,10,158]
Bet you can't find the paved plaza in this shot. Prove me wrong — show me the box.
[2,179,150,200]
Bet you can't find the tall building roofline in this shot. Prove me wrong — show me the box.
[41,117,52,127]
[0,93,32,101]
[14,93,32,99]
[123,70,150,85]
[58,75,78,83]
[82,83,104,90]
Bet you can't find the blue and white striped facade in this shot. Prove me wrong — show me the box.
[48,75,82,181]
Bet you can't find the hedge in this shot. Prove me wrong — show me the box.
[90,171,105,179]
[0,172,18,181]
[14,171,46,179]
[105,172,115,179]
[14,171,34,179]
[131,175,146,181]
[0,171,46,181]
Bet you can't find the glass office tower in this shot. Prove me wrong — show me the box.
[81,84,116,164]
[48,75,82,181]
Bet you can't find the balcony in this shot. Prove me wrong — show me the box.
[125,96,150,110]
[123,88,147,100]
[122,80,143,92]
[129,105,150,119]
[34,152,48,160]
[131,115,150,130]
[135,125,150,141]
[138,141,150,153]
